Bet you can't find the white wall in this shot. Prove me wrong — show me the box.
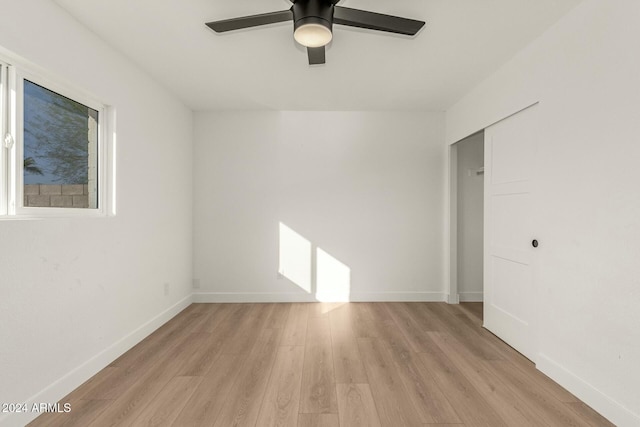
[0,2,193,426]
[456,133,484,301]
[447,1,640,425]
[194,111,445,302]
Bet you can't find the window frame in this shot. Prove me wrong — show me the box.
[0,61,7,216]
[0,56,110,218]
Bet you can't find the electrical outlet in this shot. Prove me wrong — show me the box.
[192,278,201,289]
[163,283,170,296]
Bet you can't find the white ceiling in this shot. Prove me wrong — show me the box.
[54,0,581,111]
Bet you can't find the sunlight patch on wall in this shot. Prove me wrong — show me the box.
[316,247,351,302]
[278,222,312,293]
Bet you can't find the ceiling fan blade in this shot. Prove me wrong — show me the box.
[308,46,326,65]
[206,10,292,33]
[333,6,425,36]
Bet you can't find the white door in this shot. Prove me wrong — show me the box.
[484,105,538,362]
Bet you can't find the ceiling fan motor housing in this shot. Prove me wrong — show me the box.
[292,0,334,33]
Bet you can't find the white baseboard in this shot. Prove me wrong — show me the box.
[193,292,316,303]
[349,292,446,302]
[0,294,193,427]
[193,291,446,303]
[459,292,484,302]
[537,354,640,427]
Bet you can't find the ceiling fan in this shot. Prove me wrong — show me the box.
[205,0,425,65]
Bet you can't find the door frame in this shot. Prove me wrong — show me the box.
[445,103,539,305]
[444,131,483,304]
[445,142,460,304]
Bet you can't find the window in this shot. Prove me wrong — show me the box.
[0,55,110,217]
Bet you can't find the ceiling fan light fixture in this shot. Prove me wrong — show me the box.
[294,22,332,47]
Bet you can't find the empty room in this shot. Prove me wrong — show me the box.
[0,0,638,426]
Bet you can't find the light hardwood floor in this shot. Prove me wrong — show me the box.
[28,302,613,427]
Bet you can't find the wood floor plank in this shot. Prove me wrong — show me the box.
[27,368,114,427]
[565,402,616,427]
[181,303,220,334]
[83,326,199,400]
[429,331,545,426]
[222,303,275,354]
[176,330,225,377]
[328,305,368,384]
[308,302,345,319]
[486,339,579,403]
[72,367,129,401]
[255,345,304,427]
[264,303,290,329]
[513,361,579,404]
[357,338,424,427]
[399,302,443,331]
[213,328,281,427]
[422,303,504,361]
[458,302,483,324]
[443,303,525,361]
[445,303,579,403]
[53,366,119,403]
[107,305,193,370]
[171,353,247,427]
[281,303,309,346]
[422,425,465,426]
[86,332,208,427]
[299,317,338,414]
[384,302,441,353]
[432,303,579,405]
[367,300,460,423]
[366,303,411,350]
[202,303,243,334]
[474,327,580,403]
[349,303,378,338]
[377,338,461,424]
[297,414,340,427]
[208,303,253,332]
[336,383,381,427]
[27,399,112,427]
[178,306,246,377]
[131,376,202,426]
[482,360,588,427]
[417,349,507,427]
